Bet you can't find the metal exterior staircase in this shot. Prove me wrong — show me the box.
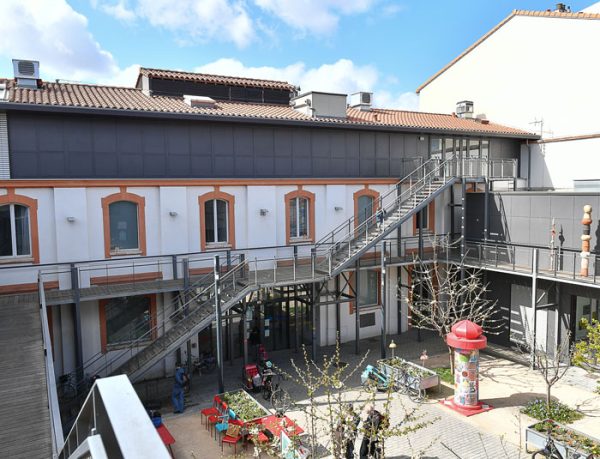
[315,158,457,276]
[88,159,458,382]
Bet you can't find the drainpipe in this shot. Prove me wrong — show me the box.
[527,140,532,191]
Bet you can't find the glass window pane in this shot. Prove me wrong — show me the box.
[416,208,428,230]
[14,205,30,256]
[359,271,378,305]
[444,138,454,160]
[109,201,139,251]
[216,199,228,242]
[468,139,480,158]
[481,140,489,159]
[430,138,443,159]
[105,296,151,345]
[357,195,374,226]
[204,200,215,243]
[298,198,308,237]
[289,198,298,238]
[0,205,12,256]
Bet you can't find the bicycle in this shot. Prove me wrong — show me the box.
[530,429,564,459]
[194,352,217,374]
[396,364,425,402]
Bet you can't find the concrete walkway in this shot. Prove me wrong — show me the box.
[157,331,600,458]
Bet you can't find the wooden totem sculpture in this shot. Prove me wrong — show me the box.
[581,205,592,277]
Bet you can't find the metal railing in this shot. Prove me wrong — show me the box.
[58,375,170,459]
[38,276,64,458]
[453,239,600,285]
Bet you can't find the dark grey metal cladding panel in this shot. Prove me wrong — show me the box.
[8,111,519,179]
[490,137,519,159]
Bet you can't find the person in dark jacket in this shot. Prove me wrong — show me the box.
[172,365,186,414]
[359,405,382,459]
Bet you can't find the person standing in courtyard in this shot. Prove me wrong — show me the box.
[359,405,382,459]
[172,365,186,414]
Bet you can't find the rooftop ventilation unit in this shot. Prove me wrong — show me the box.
[12,59,40,89]
[291,91,347,118]
[456,100,474,119]
[183,95,216,108]
[349,92,373,111]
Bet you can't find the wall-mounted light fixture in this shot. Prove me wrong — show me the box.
[419,136,426,141]
[169,211,178,217]
[259,209,269,216]
[334,206,343,212]
[66,216,76,223]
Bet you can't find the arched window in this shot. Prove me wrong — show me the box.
[353,187,379,230]
[102,190,146,257]
[0,204,31,258]
[0,191,39,263]
[199,190,236,250]
[204,199,229,244]
[285,189,315,244]
[109,201,139,252]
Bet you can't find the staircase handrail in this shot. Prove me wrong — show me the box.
[95,259,249,377]
[318,158,451,253]
[314,158,441,250]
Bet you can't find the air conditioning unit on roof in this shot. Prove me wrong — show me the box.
[349,92,372,111]
[12,59,40,89]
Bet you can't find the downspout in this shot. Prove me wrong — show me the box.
[527,140,532,191]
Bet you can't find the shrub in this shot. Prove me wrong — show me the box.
[522,398,583,424]
[433,367,453,385]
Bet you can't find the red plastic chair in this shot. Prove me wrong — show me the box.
[200,396,221,428]
[221,419,244,454]
[207,402,227,433]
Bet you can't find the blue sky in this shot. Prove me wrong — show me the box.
[0,0,593,110]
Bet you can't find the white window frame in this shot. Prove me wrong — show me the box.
[206,199,229,245]
[290,197,309,240]
[0,203,32,260]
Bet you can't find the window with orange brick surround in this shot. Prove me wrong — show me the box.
[412,201,435,235]
[101,189,146,258]
[284,188,315,245]
[0,189,40,263]
[198,189,236,251]
[353,187,380,229]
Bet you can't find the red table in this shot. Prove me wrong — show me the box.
[156,424,176,457]
[256,415,304,442]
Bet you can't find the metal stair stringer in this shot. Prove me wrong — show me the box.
[327,177,457,277]
[116,282,257,382]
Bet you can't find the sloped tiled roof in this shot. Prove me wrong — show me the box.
[417,9,600,93]
[0,79,536,138]
[138,67,297,91]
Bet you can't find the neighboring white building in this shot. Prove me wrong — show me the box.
[417,3,600,190]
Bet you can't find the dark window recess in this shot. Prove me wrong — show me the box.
[360,312,376,328]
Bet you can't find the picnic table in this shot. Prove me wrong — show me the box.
[256,414,304,442]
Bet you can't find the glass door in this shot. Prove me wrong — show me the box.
[574,296,599,341]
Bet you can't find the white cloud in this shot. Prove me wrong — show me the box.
[0,0,120,82]
[254,0,377,35]
[96,0,255,48]
[195,58,419,110]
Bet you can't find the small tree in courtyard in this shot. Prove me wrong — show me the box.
[573,318,600,394]
[401,238,503,371]
[278,336,434,458]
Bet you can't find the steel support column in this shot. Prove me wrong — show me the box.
[70,264,84,384]
[228,309,234,365]
[484,180,490,242]
[242,298,248,369]
[294,284,299,353]
[311,281,319,362]
[335,275,341,341]
[355,260,361,355]
[461,180,467,282]
[418,208,424,343]
[530,248,539,370]
[214,256,224,393]
[380,242,387,359]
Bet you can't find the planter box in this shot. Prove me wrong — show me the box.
[377,358,440,391]
[525,419,600,459]
[218,389,270,422]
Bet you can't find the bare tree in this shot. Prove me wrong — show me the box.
[401,239,503,371]
[277,336,434,458]
[520,330,572,414]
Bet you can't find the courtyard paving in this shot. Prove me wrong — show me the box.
[157,331,600,458]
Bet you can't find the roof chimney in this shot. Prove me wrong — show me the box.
[555,3,569,12]
[349,92,372,111]
[12,59,40,89]
[183,95,216,108]
[456,100,474,119]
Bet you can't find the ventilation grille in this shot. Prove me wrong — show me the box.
[0,113,10,179]
[18,61,35,76]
